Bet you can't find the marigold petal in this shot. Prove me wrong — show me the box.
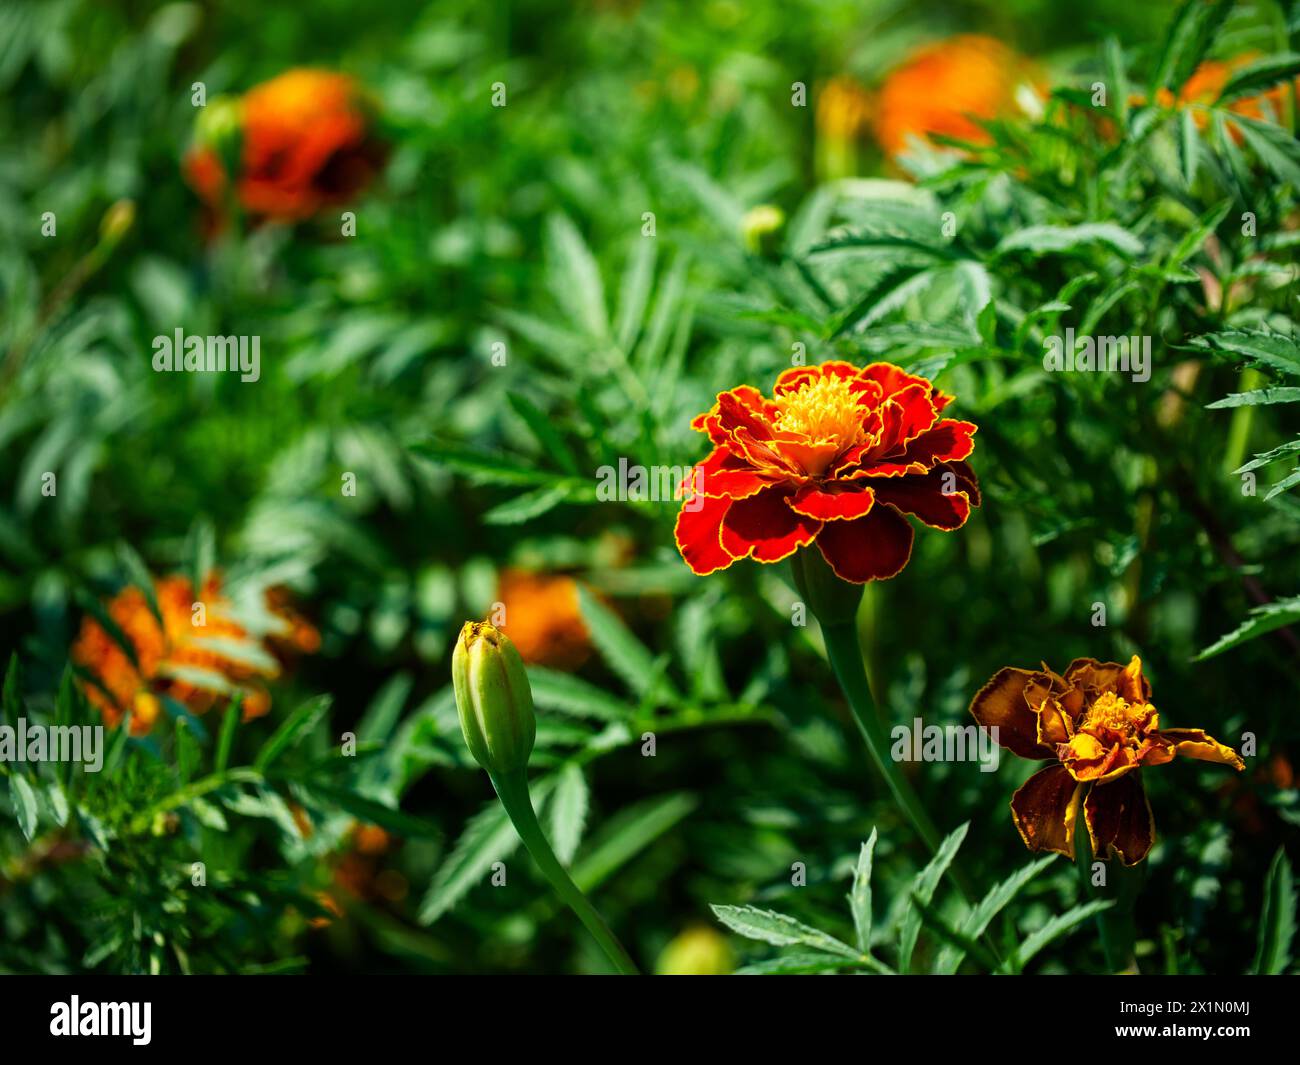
[773,361,862,395]
[1063,657,1152,701]
[1060,733,1138,783]
[720,486,822,564]
[788,483,876,521]
[857,362,935,399]
[941,459,982,507]
[814,503,914,583]
[1010,764,1085,860]
[1159,728,1245,771]
[674,494,739,576]
[1085,774,1155,865]
[899,419,978,466]
[969,666,1053,759]
[1034,696,1074,747]
[875,383,939,455]
[695,446,772,500]
[870,471,972,530]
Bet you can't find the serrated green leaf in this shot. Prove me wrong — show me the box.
[1208,388,1300,408]
[999,899,1114,972]
[899,822,969,973]
[1195,596,1300,660]
[849,829,877,953]
[546,213,608,339]
[711,904,860,959]
[529,665,637,722]
[419,776,556,924]
[570,791,697,891]
[935,856,1056,973]
[996,223,1142,258]
[547,762,589,865]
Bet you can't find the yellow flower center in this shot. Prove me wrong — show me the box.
[1079,690,1156,744]
[774,375,866,450]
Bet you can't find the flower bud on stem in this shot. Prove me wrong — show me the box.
[453,621,639,975]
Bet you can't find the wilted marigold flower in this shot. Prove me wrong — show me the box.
[675,361,979,583]
[184,69,385,223]
[72,573,316,735]
[971,655,1244,865]
[873,35,1036,157]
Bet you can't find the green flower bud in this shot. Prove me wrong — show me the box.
[741,203,785,257]
[452,621,536,776]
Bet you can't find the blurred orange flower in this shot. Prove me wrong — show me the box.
[495,568,592,670]
[72,573,318,735]
[184,69,386,223]
[1153,53,1297,131]
[873,35,1036,157]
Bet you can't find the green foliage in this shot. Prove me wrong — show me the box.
[2,0,1297,975]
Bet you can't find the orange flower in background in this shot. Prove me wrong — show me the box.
[1152,53,1298,131]
[184,69,386,223]
[495,568,592,670]
[971,656,1244,865]
[72,573,317,734]
[675,361,979,584]
[873,35,1036,157]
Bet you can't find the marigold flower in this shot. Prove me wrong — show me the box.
[675,360,979,583]
[970,655,1244,865]
[184,68,385,223]
[873,35,1036,157]
[71,573,312,735]
[496,569,591,670]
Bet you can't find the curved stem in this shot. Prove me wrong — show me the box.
[820,619,974,903]
[489,768,640,975]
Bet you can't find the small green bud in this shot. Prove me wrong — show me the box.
[741,203,785,257]
[452,621,536,776]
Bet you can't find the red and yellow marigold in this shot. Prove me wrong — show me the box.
[971,655,1243,865]
[184,69,385,223]
[675,360,979,583]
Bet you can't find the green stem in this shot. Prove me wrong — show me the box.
[1223,367,1263,475]
[819,619,974,903]
[489,768,640,975]
[1074,799,1137,974]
